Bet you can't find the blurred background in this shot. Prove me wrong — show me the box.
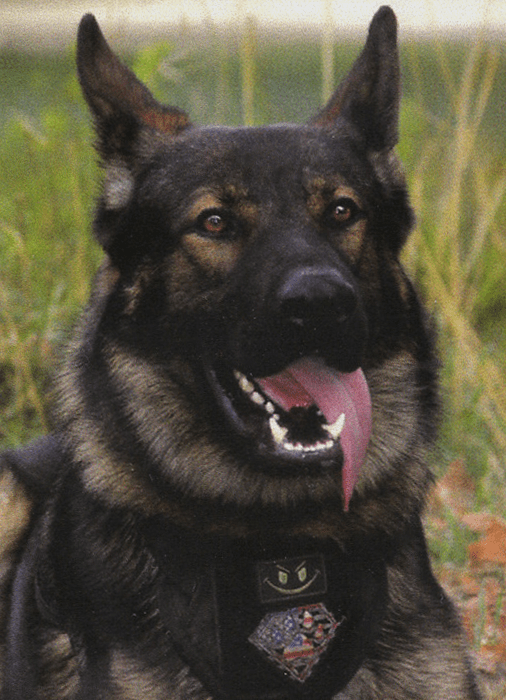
[0,1,505,692]
[1,0,506,47]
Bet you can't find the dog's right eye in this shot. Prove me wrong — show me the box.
[204,214,226,235]
[197,210,236,240]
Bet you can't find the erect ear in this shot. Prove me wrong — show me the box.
[311,6,399,152]
[77,14,191,160]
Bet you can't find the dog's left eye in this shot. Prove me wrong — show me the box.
[329,198,360,225]
[197,210,236,239]
[204,214,226,234]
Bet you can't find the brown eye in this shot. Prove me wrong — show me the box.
[203,213,226,235]
[331,198,359,224]
[197,209,237,239]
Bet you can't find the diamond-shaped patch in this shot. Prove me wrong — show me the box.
[248,603,342,682]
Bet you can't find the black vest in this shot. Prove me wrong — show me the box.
[6,517,389,700]
[148,523,389,700]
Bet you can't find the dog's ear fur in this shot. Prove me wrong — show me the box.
[77,14,191,160]
[311,6,399,152]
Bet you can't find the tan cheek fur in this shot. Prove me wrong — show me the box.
[180,234,242,277]
[338,219,367,262]
[307,181,367,263]
[168,190,253,296]
[166,246,236,313]
[329,185,367,262]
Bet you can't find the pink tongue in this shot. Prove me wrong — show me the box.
[257,357,371,510]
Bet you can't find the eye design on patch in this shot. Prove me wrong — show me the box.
[263,560,321,596]
[257,555,328,605]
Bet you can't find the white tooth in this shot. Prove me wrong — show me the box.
[269,416,288,445]
[237,373,255,394]
[250,391,265,406]
[265,402,275,414]
[285,441,303,453]
[325,413,345,440]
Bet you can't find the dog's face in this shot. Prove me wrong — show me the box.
[137,126,373,492]
[65,8,437,526]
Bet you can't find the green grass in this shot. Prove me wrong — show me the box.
[1,27,505,532]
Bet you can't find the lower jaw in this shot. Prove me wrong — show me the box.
[254,424,343,473]
[203,360,343,474]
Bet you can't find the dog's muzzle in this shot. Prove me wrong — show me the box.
[202,258,371,508]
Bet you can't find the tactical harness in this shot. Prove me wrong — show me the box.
[5,518,389,700]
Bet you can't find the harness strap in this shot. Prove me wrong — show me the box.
[7,517,389,700]
[149,526,389,700]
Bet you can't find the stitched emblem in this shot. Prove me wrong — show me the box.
[248,603,343,682]
[257,554,327,603]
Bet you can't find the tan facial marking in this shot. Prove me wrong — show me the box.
[306,176,327,217]
[307,179,367,262]
[181,233,242,276]
[179,189,254,278]
[187,191,222,220]
[338,218,367,262]
[332,184,363,209]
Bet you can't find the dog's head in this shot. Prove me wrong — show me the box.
[69,8,436,524]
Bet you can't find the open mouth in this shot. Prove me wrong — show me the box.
[234,369,346,457]
[205,356,372,509]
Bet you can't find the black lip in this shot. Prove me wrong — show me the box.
[203,359,344,473]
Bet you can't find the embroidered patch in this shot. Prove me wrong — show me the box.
[257,554,327,603]
[248,603,342,682]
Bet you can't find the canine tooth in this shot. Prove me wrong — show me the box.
[250,391,265,406]
[269,416,288,445]
[325,413,346,440]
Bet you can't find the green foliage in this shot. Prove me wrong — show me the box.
[399,39,506,516]
[0,28,505,519]
[0,66,100,444]
[132,41,176,96]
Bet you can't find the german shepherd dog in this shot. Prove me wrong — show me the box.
[0,7,482,699]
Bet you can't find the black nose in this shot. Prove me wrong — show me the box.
[277,266,358,330]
